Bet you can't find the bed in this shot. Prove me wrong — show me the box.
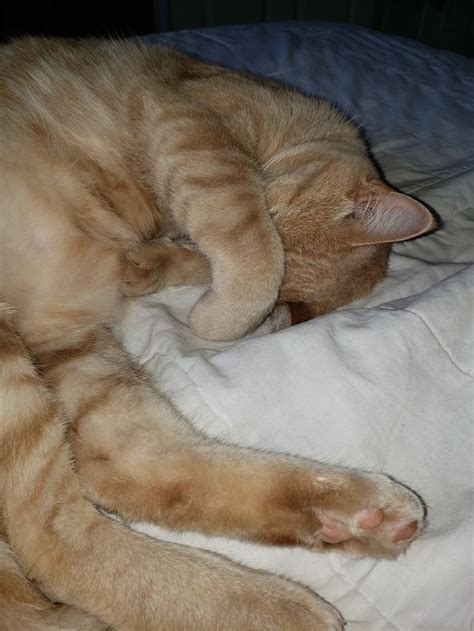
[121,22,473,630]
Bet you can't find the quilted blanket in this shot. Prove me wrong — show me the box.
[121,22,473,630]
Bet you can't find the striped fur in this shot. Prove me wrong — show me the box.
[0,306,346,629]
[0,39,430,628]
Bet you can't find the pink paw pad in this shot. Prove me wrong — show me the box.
[355,508,384,530]
[393,520,418,542]
[320,519,351,544]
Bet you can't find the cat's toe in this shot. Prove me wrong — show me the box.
[311,472,425,558]
[393,519,418,542]
[120,250,164,297]
[120,267,157,296]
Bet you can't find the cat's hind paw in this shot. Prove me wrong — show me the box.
[308,470,426,558]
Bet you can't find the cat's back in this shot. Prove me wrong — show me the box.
[1,40,135,150]
[0,38,206,157]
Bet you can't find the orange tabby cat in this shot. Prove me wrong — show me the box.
[0,37,432,629]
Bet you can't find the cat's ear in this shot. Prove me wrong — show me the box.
[350,182,435,246]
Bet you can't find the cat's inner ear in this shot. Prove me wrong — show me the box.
[350,182,435,246]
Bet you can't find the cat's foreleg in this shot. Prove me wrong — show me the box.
[153,119,284,340]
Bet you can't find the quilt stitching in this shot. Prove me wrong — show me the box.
[144,348,237,431]
[407,164,474,196]
[328,555,402,630]
[140,352,423,631]
[402,308,473,378]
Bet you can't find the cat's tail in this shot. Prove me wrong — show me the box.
[0,302,107,631]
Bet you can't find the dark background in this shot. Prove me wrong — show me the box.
[1,0,473,56]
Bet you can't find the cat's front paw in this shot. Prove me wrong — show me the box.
[189,289,275,340]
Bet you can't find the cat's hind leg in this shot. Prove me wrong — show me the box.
[0,303,344,631]
[0,537,107,631]
[45,325,425,561]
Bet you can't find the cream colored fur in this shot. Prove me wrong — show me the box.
[0,38,432,629]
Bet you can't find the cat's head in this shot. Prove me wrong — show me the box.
[264,154,436,323]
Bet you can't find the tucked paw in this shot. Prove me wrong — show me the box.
[120,241,171,297]
[120,238,186,296]
[190,291,246,340]
[189,288,275,341]
[121,239,211,297]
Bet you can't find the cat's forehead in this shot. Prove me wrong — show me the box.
[269,136,375,176]
[270,155,377,211]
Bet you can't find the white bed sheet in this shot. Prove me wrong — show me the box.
[121,23,473,630]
